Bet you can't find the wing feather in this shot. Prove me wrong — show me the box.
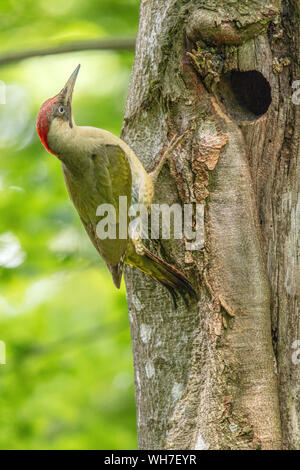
[64,144,132,287]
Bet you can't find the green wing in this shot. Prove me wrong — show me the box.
[95,144,132,217]
[64,144,132,288]
[92,144,132,287]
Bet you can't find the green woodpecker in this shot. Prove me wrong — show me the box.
[36,65,197,306]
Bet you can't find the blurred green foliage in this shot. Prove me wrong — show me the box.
[0,0,140,450]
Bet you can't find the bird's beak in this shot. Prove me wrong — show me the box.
[59,64,80,106]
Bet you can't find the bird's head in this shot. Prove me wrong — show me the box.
[36,64,80,155]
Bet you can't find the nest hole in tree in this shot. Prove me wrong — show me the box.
[216,70,272,122]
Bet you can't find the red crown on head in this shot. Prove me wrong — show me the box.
[36,96,58,155]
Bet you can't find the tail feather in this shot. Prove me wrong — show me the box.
[107,253,126,289]
[126,246,198,307]
[107,263,123,289]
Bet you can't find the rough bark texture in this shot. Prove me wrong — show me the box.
[122,0,299,450]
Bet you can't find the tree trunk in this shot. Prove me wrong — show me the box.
[122,0,299,450]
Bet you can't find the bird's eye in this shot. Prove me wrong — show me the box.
[58,106,65,114]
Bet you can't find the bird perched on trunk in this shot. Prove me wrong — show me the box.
[36,65,197,306]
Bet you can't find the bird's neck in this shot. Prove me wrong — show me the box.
[47,119,91,176]
[47,118,75,157]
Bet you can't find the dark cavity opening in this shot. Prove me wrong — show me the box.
[231,70,271,116]
[216,70,272,122]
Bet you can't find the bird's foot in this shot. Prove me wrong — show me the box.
[132,237,145,256]
[149,131,189,184]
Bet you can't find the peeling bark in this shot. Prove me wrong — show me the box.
[122,0,299,450]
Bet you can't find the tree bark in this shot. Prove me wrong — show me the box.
[122,0,299,450]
